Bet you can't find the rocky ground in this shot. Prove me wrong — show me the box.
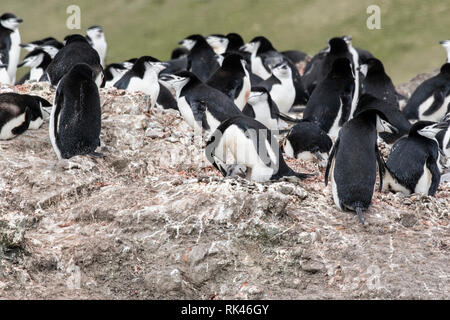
[0,77,448,300]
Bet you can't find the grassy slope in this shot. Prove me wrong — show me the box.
[3,0,450,83]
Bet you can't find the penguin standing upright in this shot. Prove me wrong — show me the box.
[0,92,52,140]
[240,36,284,80]
[0,13,23,84]
[325,94,395,225]
[181,34,221,82]
[303,58,355,138]
[86,25,107,67]
[49,63,101,160]
[360,57,399,106]
[205,115,312,182]
[206,53,250,110]
[113,56,166,108]
[402,63,450,122]
[257,61,296,114]
[383,121,447,196]
[159,71,242,133]
[46,34,102,87]
[302,37,353,95]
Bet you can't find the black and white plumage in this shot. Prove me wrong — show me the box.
[206,53,250,110]
[283,120,332,166]
[86,25,107,67]
[240,36,284,80]
[303,57,355,138]
[101,63,129,88]
[256,61,296,114]
[439,40,450,63]
[114,56,166,107]
[383,121,447,196]
[436,113,450,168]
[17,49,52,82]
[159,71,241,133]
[205,115,312,182]
[156,83,178,110]
[325,94,396,225]
[46,34,103,87]
[0,53,9,84]
[242,87,289,131]
[302,37,354,96]
[180,34,221,82]
[0,13,22,84]
[0,92,51,140]
[402,63,450,122]
[206,33,245,55]
[49,63,101,159]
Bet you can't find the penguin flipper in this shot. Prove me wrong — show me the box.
[427,156,441,196]
[375,144,386,192]
[190,99,208,130]
[11,108,32,136]
[276,112,303,123]
[339,86,354,126]
[423,88,445,117]
[325,137,339,186]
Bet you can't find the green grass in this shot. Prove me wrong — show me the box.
[3,0,450,83]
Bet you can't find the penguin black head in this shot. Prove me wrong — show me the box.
[132,56,166,77]
[159,71,199,97]
[17,49,50,68]
[63,34,89,45]
[328,37,349,55]
[329,57,353,78]
[354,93,399,134]
[179,34,204,51]
[220,53,246,73]
[247,86,272,106]
[0,13,22,31]
[226,33,244,51]
[86,25,105,44]
[410,121,448,139]
[206,34,229,54]
[171,47,189,59]
[362,58,385,76]
[241,36,275,55]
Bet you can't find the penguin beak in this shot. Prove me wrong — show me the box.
[16,18,23,23]
[435,121,449,129]
[17,59,27,68]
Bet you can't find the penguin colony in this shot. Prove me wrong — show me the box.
[0,12,449,225]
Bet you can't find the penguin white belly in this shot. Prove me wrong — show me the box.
[234,73,251,110]
[330,159,343,210]
[30,68,44,82]
[0,69,9,84]
[0,113,25,140]
[284,140,295,157]
[328,99,343,139]
[382,169,411,195]
[223,124,274,181]
[414,163,432,194]
[28,117,43,130]
[204,110,221,133]
[251,101,278,130]
[271,81,295,114]
[7,30,21,84]
[252,56,271,80]
[419,94,450,122]
[178,96,202,131]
